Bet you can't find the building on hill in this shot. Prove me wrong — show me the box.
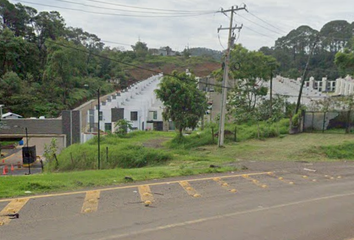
[1,112,23,119]
[82,74,171,142]
[158,47,176,56]
[334,75,354,96]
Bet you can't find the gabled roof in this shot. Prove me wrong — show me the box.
[2,112,23,118]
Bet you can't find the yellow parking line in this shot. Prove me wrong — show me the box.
[324,174,341,180]
[267,172,294,185]
[302,175,317,182]
[179,181,201,198]
[138,185,154,206]
[213,177,237,193]
[242,174,267,188]
[0,198,29,226]
[0,172,271,203]
[81,191,100,213]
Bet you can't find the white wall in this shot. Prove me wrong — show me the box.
[89,74,164,134]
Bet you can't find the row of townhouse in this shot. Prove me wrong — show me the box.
[83,74,171,142]
[334,75,354,96]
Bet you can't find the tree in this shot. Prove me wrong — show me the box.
[226,44,277,123]
[155,71,207,136]
[44,38,87,106]
[114,119,133,135]
[335,38,354,76]
[131,41,148,59]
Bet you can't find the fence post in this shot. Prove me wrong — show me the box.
[322,112,326,133]
[106,147,108,162]
[234,126,237,142]
[346,110,351,134]
[70,152,74,165]
[211,127,214,143]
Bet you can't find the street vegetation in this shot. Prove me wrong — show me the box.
[0,0,219,118]
[1,2,354,199]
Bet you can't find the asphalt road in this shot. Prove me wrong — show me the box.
[2,161,354,240]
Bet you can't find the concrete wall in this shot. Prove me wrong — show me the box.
[304,112,339,131]
[0,119,62,134]
[62,110,81,147]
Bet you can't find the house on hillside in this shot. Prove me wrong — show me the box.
[1,112,23,119]
[158,46,176,56]
[83,74,172,142]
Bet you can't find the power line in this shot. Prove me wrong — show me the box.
[226,11,275,41]
[18,1,215,18]
[86,0,214,13]
[217,32,226,50]
[48,39,230,89]
[246,11,288,34]
[100,40,132,47]
[237,13,284,35]
[243,25,274,39]
[52,0,214,15]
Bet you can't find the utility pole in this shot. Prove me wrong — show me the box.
[295,36,319,114]
[217,5,246,147]
[25,127,30,175]
[270,68,273,118]
[97,88,101,170]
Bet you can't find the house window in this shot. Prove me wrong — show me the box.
[130,111,138,121]
[105,123,112,132]
[153,111,157,120]
[98,111,103,121]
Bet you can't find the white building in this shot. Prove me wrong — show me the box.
[87,74,167,137]
[1,112,23,119]
[335,75,354,96]
[307,77,336,92]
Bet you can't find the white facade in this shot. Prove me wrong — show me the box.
[307,77,336,92]
[89,74,165,134]
[335,75,354,96]
[1,112,23,119]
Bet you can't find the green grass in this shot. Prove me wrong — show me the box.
[313,142,354,159]
[0,165,237,199]
[0,141,18,146]
[47,131,175,171]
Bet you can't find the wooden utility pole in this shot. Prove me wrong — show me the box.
[217,5,246,147]
[295,36,319,114]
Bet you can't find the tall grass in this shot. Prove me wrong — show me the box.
[46,131,172,172]
[166,131,216,149]
[319,142,354,159]
[166,119,289,150]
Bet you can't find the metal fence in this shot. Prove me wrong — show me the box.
[304,111,354,133]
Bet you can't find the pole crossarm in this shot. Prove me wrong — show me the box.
[217,5,246,147]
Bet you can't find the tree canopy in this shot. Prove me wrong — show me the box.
[155,71,207,136]
[214,44,278,123]
[260,20,354,80]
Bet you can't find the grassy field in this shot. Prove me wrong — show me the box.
[1,123,354,199]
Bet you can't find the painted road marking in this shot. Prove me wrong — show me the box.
[81,191,100,213]
[0,172,271,203]
[213,177,237,193]
[301,175,317,182]
[138,185,154,206]
[0,198,29,226]
[99,191,354,240]
[267,172,294,185]
[242,174,267,188]
[324,174,341,180]
[179,181,201,198]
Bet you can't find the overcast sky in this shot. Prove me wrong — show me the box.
[11,0,354,51]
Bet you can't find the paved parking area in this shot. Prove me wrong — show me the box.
[1,161,354,239]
